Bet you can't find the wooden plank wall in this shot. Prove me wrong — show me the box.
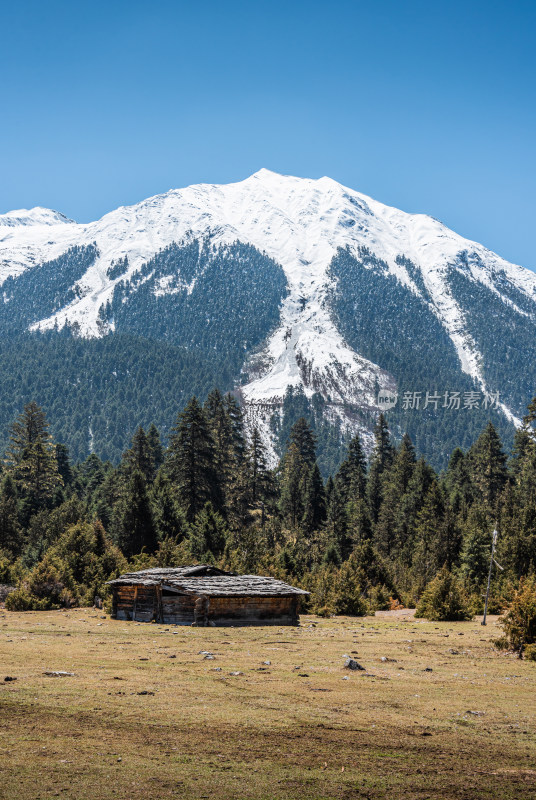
[207,595,298,626]
[114,586,156,622]
[112,587,299,626]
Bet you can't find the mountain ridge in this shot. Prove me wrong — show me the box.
[1,170,535,467]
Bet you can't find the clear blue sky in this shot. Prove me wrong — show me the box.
[1,0,535,269]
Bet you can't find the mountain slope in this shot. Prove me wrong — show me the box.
[1,169,535,468]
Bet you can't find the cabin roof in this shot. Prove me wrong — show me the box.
[108,566,308,597]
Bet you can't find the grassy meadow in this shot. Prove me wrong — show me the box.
[0,608,535,800]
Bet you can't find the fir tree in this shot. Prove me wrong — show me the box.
[6,402,62,513]
[146,424,164,473]
[415,566,472,621]
[366,413,394,523]
[345,497,372,553]
[150,471,187,542]
[288,417,317,467]
[336,433,367,503]
[165,397,221,521]
[55,444,73,488]
[523,394,536,442]
[224,393,246,465]
[122,426,154,483]
[0,474,22,557]
[390,434,416,496]
[279,442,305,528]
[189,502,228,560]
[115,470,158,558]
[301,462,326,534]
[468,422,508,508]
[459,505,492,587]
[373,435,416,559]
[245,426,271,505]
[444,447,475,518]
[411,481,446,588]
[325,476,347,555]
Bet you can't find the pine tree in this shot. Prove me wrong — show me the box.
[122,426,154,483]
[55,444,73,488]
[523,394,536,442]
[188,502,228,560]
[224,393,246,465]
[444,447,475,517]
[411,481,446,588]
[115,470,158,558]
[204,388,236,508]
[165,397,221,521]
[279,442,306,527]
[459,505,492,587]
[336,433,367,504]
[345,497,372,553]
[288,417,317,467]
[373,434,416,558]
[6,402,62,512]
[324,476,347,555]
[146,424,164,473]
[0,474,22,557]
[301,462,326,534]
[468,422,508,508]
[150,471,187,542]
[366,413,394,523]
[245,426,271,504]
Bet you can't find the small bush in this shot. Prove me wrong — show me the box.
[367,584,392,613]
[500,577,536,652]
[524,644,536,661]
[5,587,48,611]
[26,557,67,607]
[315,605,335,618]
[415,566,473,621]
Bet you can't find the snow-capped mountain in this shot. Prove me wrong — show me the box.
[1,169,535,466]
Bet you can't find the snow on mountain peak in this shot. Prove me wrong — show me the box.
[1,170,535,443]
[0,207,75,228]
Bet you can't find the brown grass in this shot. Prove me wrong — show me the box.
[0,608,535,799]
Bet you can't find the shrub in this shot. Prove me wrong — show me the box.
[524,644,536,661]
[367,583,392,612]
[6,555,71,611]
[307,565,337,616]
[332,561,367,616]
[500,577,536,652]
[415,566,473,621]
[6,587,48,611]
[27,556,67,607]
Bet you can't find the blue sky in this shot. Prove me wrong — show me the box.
[1,0,535,269]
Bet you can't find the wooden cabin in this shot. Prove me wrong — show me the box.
[108,565,308,626]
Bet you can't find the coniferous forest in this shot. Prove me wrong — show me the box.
[1,388,536,629]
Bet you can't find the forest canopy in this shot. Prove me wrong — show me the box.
[1,391,536,633]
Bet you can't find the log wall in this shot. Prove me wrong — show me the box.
[205,595,298,626]
[112,586,299,626]
[114,585,156,622]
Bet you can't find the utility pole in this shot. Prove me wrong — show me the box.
[482,527,499,626]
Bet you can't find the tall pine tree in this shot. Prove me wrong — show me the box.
[165,397,221,521]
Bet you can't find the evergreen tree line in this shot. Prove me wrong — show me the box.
[1,390,536,619]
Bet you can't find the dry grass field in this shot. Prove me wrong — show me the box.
[0,607,535,800]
